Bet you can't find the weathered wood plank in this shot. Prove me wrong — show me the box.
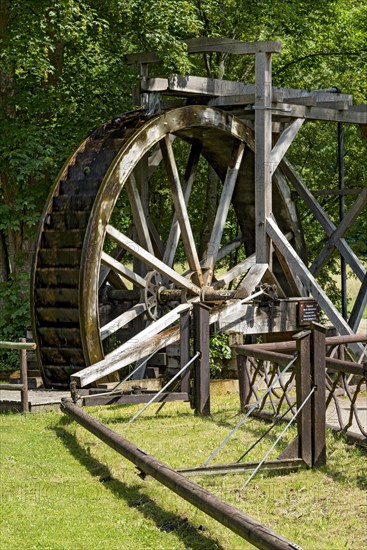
[282,104,367,124]
[214,254,256,287]
[217,235,242,261]
[125,174,154,254]
[234,263,268,299]
[255,52,272,263]
[72,304,191,386]
[83,392,189,407]
[0,341,36,350]
[162,143,201,268]
[126,39,282,64]
[348,273,367,332]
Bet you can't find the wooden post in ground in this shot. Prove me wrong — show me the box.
[19,337,29,413]
[237,355,251,413]
[310,323,326,467]
[193,303,210,416]
[293,330,312,467]
[255,51,272,264]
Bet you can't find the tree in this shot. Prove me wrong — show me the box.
[0,0,366,369]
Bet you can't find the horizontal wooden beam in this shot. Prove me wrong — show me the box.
[126,39,282,64]
[277,104,367,125]
[312,188,362,196]
[82,392,189,407]
[0,383,25,391]
[0,341,36,350]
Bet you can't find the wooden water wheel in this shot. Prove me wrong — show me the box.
[31,105,305,388]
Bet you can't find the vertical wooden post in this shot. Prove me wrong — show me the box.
[19,337,29,413]
[311,323,326,467]
[193,303,210,416]
[293,330,312,467]
[180,309,191,394]
[255,52,273,264]
[237,355,251,413]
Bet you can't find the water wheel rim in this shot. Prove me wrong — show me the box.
[80,106,254,368]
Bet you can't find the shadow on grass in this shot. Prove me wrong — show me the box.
[53,424,225,550]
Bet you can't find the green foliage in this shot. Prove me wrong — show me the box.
[209,332,232,377]
[0,0,366,341]
[0,273,31,373]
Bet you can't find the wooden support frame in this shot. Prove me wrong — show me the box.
[310,188,367,277]
[266,216,363,354]
[280,159,365,283]
[255,51,273,264]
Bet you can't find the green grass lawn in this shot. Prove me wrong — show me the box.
[1,396,366,550]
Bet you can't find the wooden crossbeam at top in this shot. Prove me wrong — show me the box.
[126,38,282,64]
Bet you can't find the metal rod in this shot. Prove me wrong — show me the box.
[61,400,301,550]
[129,352,200,423]
[204,355,297,466]
[240,387,316,491]
[236,401,296,463]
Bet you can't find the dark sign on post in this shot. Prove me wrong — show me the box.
[298,301,320,326]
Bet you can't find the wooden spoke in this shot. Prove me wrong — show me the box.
[214,253,256,287]
[147,135,175,179]
[106,224,201,295]
[163,143,202,267]
[202,141,245,284]
[125,172,154,254]
[99,247,127,289]
[160,135,204,285]
[216,235,242,262]
[146,215,165,258]
[234,263,268,299]
[101,303,147,341]
[348,272,367,332]
[101,251,146,288]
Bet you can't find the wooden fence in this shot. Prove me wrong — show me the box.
[0,339,37,412]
